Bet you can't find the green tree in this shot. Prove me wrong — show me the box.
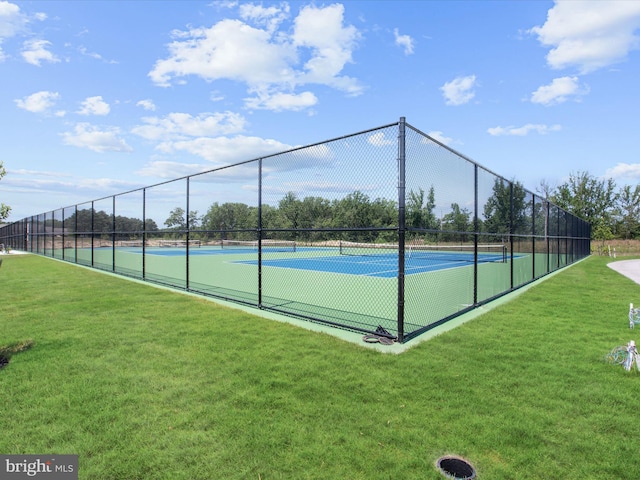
[616,184,640,239]
[332,191,377,242]
[1,162,11,220]
[260,204,281,231]
[297,196,333,242]
[424,186,437,230]
[406,186,437,231]
[165,207,186,230]
[406,186,437,242]
[277,192,302,231]
[551,171,617,238]
[407,188,425,229]
[441,203,472,242]
[482,179,529,240]
[370,197,398,242]
[66,209,157,234]
[201,202,256,240]
[164,207,200,231]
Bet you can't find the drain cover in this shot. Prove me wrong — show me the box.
[436,456,476,479]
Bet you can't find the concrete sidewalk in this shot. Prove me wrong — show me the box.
[607,259,640,285]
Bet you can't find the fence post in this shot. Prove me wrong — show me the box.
[258,157,263,308]
[397,117,406,343]
[509,182,514,289]
[531,193,536,280]
[73,206,78,263]
[473,165,479,305]
[91,201,95,267]
[112,196,116,272]
[142,188,146,280]
[186,177,190,290]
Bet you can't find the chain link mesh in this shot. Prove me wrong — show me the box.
[0,119,591,342]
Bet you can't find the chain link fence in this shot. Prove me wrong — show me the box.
[0,118,590,342]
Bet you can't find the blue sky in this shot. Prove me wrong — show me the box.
[1,0,640,222]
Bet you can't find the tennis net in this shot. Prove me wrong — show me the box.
[157,239,201,248]
[339,241,507,263]
[221,239,296,252]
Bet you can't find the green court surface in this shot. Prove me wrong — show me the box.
[64,245,554,341]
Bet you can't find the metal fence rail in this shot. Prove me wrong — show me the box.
[0,118,591,343]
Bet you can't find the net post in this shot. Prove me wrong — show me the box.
[397,117,406,343]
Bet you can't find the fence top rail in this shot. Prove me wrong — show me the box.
[404,121,589,226]
[2,117,588,231]
[23,121,401,219]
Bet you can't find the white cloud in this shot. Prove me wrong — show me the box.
[210,91,225,102]
[131,111,304,168]
[605,163,640,181]
[77,96,110,116]
[238,2,289,33]
[149,18,296,87]
[487,124,562,136]
[14,90,59,112]
[530,0,640,74]
[158,135,291,165]
[132,111,246,141]
[21,38,59,65]
[394,28,414,55]
[291,4,362,94]
[7,168,72,179]
[149,3,362,111]
[61,123,133,153]
[136,160,210,179]
[243,90,317,111]
[530,76,589,105]
[136,99,156,111]
[0,1,27,38]
[0,1,47,63]
[427,131,452,145]
[367,131,394,146]
[3,169,139,201]
[440,75,477,106]
[78,46,117,64]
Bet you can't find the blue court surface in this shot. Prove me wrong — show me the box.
[235,254,491,278]
[123,246,508,278]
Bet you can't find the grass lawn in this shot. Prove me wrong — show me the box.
[1,254,639,479]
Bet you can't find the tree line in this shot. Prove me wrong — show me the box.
[544,171,640,242]
[6,169,634,244]
[150,179,576,244]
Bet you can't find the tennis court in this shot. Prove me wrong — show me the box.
[235,243,509,278]
[54,240,541,349]
[5,118,590,342]
[120,242,509,278]
[74,241,520,338]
